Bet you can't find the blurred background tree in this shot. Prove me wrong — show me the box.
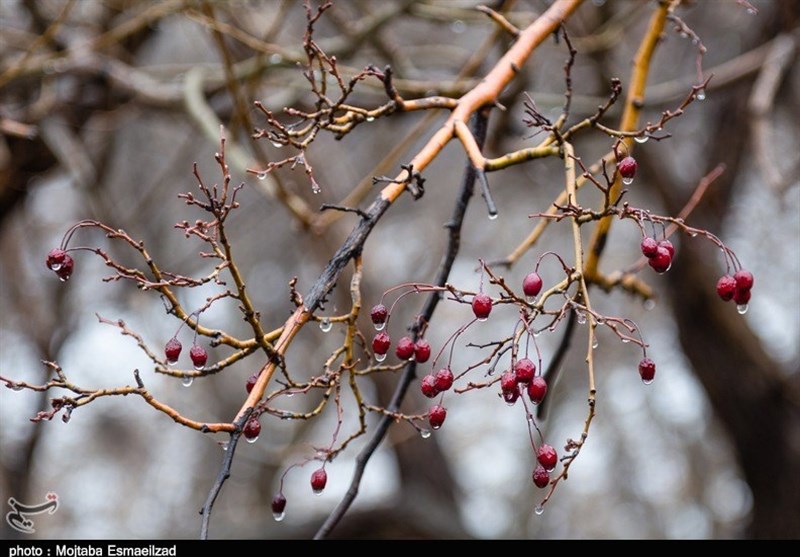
[1,0,798,539]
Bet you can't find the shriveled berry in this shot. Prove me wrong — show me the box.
[523,272,543,298]
[310,468,328,493]
[372,331,391,355]
[271,493,287,515]
[414,339,431,363]
[55,254,74,281]
[733,288,751,305]
[514,358,536,384]
[527,376,548,405]
[716,275,737,301]
[370,304,388,325]
[46,248,67,270]
[617,156,637,180]
[165,338,182,364]
[246,373,258,393]
[658,239,675,259]
[638,357,656,383]
[734,269,754,291]
[243,417,261,440]
[537,444,558,472]
[532,465,550,489]
[420,375,439,398]
[428,405,447,430]
[434,367,454,392]
[472,293,493,320]
[395,336,415,360]
[190,345,208,369]
[500,371,517,394]
[640,237,659,258]
[648,246,672,273]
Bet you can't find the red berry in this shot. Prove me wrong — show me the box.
[46,248,67,270]
[55,254,74,281]
[716,275,737,301]
[617,156,637,180]
[733,288,751,306]
[420,375,439,398]
[190,344,208,369]
[370,304,388,326]
[523,272,543,298]
[434,367,454,392]
[246,373,258,393]
[514,358,536,384]
[640,237,659,258]
[429,405,447,430]
[310,468,327,493]
[500,371,517,394]
[414,339,431,363]
[537,444,558,472]
[395,336,415,360]
[527,376,548,405]
[532,465,550,489]
[165,338,182,364]
[733,269,754,291]
[658,239,675,259]
[638,357,656,383]
[243,417,261,440]
[648,246,672,273]
[472,293,493,320]
[372,331,391,355]
[271,493,287,517]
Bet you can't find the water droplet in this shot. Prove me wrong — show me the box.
[634,135,649,144]
[576,312,586,325]
[622,177,634,186]
[167,356,178,365]
[50,263,62,271]
[477,317,488,323]
[269,53,283,64]
[11,384,23,391]
[375,353,386,362]
[621,338,630,344]
[644,299,656,311]
[736,304,748,315]
[311,182,322,195]
[286,392,295,398]
[596,317,605,325]
[313,488,324,497]
[182,376,193,387]
[221,441,229,451]
[527,414,535,423]
[532,330,541,338]
[257,171,268,180]
[420,429,431,439]
[746,7,756,15]
[319,318,332,333]
[271,142,283,149]
[246,435,259,444]
[59,276,67,282]
[488,212,499,221]
[374,322,386,332]
[62,413,71,423]
[592,0,606,6]
[534,505,545,516]
[273,511,286,522]
[592,338,599,349]
[193,363,205,372]
[450,19,466,33]
[695,89,706,101]
[526,295,536,304]
[431,423,441,431]
[505,400,517,407]
[366,116,375,122]
[690,232,698,238]
[642,377,654,385]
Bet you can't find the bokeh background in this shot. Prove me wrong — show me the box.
[1,0,798,539]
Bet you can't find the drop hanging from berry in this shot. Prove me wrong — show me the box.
[617,155,637,185]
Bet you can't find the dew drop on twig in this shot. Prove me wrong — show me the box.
[319,318,332,333]
[182,376,193,387]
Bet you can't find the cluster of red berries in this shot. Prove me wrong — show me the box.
[640,237,675,274]
[46,248,75,281]
[369,303,432,364]
[164,337,208,370]
[716,269,754,308]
